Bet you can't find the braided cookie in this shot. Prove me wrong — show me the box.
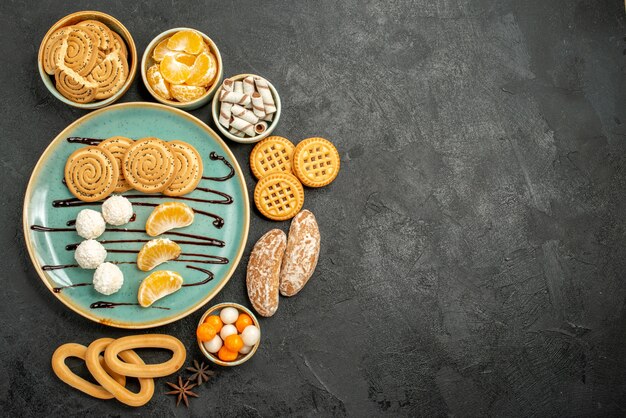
[64,146,118,202]
[163,141,203,196]
[85,338,155,407]
[249,136,295,180]
[54,67,99,103]
[292,137,340,188]
[98,136,133,192]
[254,172,304,221]
[52,343,126,399]
[122,137,176,193]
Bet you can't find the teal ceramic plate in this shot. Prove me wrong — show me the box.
[23,102,249,328]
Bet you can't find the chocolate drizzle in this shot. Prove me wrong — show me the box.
[203,152,235,181]
[67,137,103,145]
[52,282,91,292]
[65,238,224,251]
[182,265,215,287]
[90,301,170,310]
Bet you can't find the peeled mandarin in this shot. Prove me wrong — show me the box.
[137,270,183,307]
[160,54,192,84]
[196,323,217,342]
[167,30,204,55]
[218,346,238,362]
[146,64,172,100]
[224,334,244,352]
[204,315,223,332]
[170,84,206,103]
[174,52,196,67]
[145,202,194,237]
[186,52,217,87]
[152,38,176,62]
[235,313,253,333]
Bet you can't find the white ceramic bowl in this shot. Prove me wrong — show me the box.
[37,11,138,110]
[141,27,223,110]
[197,302,261,367]
[211,73,281,144]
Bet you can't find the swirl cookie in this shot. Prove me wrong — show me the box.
[98,136,133,192]
[249,136,295,180]
[64,146,119,202]
[164,141,203,196]
[122,137,176,193]
[89,51,129,100]
[62,27,99,76]
[55,67,99,103]
[292,137,340,188]
[43,27,72,75]
[76,20,112,51]
[254,172,304,221]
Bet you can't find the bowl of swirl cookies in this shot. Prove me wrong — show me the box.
[37,11,137,109]
[141,28,223,110]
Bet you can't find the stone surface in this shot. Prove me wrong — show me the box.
[1,0,626,416]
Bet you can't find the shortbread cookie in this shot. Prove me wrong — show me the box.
[279,210,320,297]
[62,27,99,76]
[64,146,118,202]
[98,136,133,192]
[43,27,71,75]
[254,173,304,221]
[246,229,286,317]
[76,20,112,51]
[292,137,340,188]
[122,137,176,193]
[54,67,98,103]
[249,136,295,180]
[163,141,203,196]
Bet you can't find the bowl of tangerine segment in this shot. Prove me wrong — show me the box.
[141,28,222,110]
[197,302,261,367]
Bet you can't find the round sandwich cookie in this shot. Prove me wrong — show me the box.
[163,141,203,196]
[122,137,176,193]
[64,146,119,202]
[98,136,133,192]
[254,172,304,221]
[292,137,340,188]
[249,136,295,180]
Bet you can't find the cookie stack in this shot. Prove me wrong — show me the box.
[42,19,129,104]
[250,136,340,221]
[64,137,203,202]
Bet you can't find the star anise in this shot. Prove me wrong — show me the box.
[186,360,214,386]
[165,376,198,407]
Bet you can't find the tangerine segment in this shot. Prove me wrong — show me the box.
[170,84,206,103]
[186,52,217,87]
[174,53,196,67]
[136,238,182,272]
[167,30,204,55]
[137,270,183,308]
[146,64,172,100]
[160,54,192,84]
[152,38,176,62]
[145,202,195,237]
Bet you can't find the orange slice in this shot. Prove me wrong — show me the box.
[170,84,206,102]
[136,238,182,272]
[145,202,195,237]
[146,64,172,100]
[186,52,217,87]
[160,54,192,84]
[174,52,196,66]
[137,270,183,307]
[167,30,204,55]
[152,38,176,62]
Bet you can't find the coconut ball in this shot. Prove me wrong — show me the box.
[102,195,133,226]
[74,239,107,269]
[93,262,124,295]
[75,209,106,239]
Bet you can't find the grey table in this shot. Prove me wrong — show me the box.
[1,0,625,416]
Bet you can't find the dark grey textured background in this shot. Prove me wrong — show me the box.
[1,0,625,416]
